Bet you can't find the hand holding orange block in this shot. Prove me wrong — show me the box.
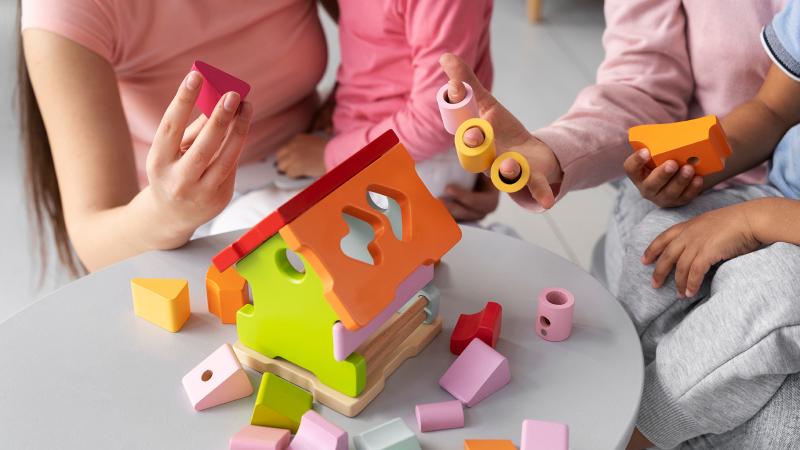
[628,115,732,176]
[206,264,249,324]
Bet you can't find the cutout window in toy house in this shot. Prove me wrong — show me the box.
[339,191,406,266]
[366,191,402,241]
[276,248,306,280]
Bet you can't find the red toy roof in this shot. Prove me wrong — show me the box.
[212,130,400,271]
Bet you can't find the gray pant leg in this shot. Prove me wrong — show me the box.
[680,372,800,450]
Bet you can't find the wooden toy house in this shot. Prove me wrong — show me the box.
[212,131,461,416]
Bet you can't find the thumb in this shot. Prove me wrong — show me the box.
[440,53,493,111]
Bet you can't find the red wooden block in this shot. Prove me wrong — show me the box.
[213,130,399,271]
[450,301,503,355]
[192,60,251,117]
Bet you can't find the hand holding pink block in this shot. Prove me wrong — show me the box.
[438,339,510,407]
[415,400,464,432]
[182,343,253,411]
[437,81,479,135]
[521,419,569,450]
[230,425,291,450]
[536,288,575,342]
[288,411,348,450]
[192,60,251,117]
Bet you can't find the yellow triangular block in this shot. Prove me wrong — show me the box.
[131,278,191,332]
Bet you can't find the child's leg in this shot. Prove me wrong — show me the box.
[680,372,800,449]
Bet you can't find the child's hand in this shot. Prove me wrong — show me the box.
[275,133,329,178]
[624,149,704,208]
[440,53,562,210]
[144,71,253,244]
[642,203,761,298]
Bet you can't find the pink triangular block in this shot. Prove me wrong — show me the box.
[182,343,254,411]
[288,411,348,450]
[230,425,291,450]
[192,60,251,117]
[439,339,510,407]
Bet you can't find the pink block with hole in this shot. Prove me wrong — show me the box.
[230,425,291,450]
[182,343,254,411]
[438,339,510,407]
[536,288,575,342]
[415,400,464,432]
[521,419,569,450]
[332,264,433,361]
[288,410,348,450]
[437,81,479,134]
[192,60,251,117]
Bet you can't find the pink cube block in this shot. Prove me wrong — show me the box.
[536,288,575,342]
[192,60,251,117]
[438,339,510,407]
[230,425,291,450]
[437,81,479,135]
[521,419,569,450]
[415,400,464,432]
[288,410,348,450]
[182,343,254,411]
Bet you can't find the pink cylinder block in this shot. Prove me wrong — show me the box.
[437,82,479,135]
[536,288,575,342]
[415,400,465,432]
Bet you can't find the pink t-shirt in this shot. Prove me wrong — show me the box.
[535,0,786,202]
[21,0,328,185]
[325,0,493,168]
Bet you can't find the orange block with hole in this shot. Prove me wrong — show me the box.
[628,115,732,176]
[464,440,517,450]
[206,264,249,324]
[279,142,462,331]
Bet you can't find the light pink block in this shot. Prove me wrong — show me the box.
[521,419,569,450]
[192,60,251,117]
[230,425,291,450]
[415,400,464,432]
[332,264,434,361]
[438,339,510,407]
[536,288,575,342]
[182,343,254,411]
[437,81,479,134]
[288,410,348,450]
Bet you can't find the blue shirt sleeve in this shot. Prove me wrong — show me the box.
[763,0,800,81]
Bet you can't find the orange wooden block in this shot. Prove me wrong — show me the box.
[279,142,462,331]
[206,264,249,324]
[464,439,517,450]
[628,115,732,176]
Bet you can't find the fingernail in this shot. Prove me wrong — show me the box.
[685,289,695,298]
[223,92,240,112]
[185,71,202,90]
[640,255,647,264]
[664,162,677,173]
[681,165,694,177]
[638,149,650,160]
[463,127,485,147]
[651,279,658,288]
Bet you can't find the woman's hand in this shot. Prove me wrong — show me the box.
[642,202,762,298]
[275,133,329,178]
[440,53,562,210]
[144,71,253,244]
[623,149,704,208]
[442,175,500,222]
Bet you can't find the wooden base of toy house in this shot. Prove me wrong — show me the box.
[233,295,442,417]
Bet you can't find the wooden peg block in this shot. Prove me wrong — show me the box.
[182,343,253,411]
[251,373,313,433]
[131,278,190,332]
[451,301,503,355]
[206,263,249,324]
[229,425,290,450]
[415,400,464,432]
[628,115,732,176]
[354,418,421,450]
[439,339,510,407]
[521,419,568,450]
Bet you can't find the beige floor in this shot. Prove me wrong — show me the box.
[0,0,611,322]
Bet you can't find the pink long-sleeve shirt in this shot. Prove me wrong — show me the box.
[325,0,493,169]
[536,0,786,201]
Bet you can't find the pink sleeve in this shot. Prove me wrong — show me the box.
[21,0,116,63]
[534,0,693,201]
[324,0,493,168]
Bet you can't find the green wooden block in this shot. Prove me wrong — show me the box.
[236,234,366,397]
[250,373,312,432]
[354,418,421,450]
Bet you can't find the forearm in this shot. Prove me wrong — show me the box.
[709,100,791,186]
[68,188,194,271]
[748,197,800,246]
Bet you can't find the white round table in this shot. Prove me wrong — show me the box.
[0,226,643,449]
